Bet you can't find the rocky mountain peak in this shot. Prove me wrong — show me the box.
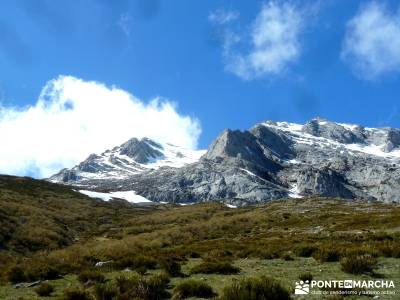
[49,136,205,185]
[50,118,400,206]
[204,129,257,159]
[119,137,164,164]
[302,118,365,144]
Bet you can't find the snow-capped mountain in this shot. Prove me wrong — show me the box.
[50,118,400,206]
[49,137,206,185]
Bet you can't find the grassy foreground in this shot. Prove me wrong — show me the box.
[0,175,399,299]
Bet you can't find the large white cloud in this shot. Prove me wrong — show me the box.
[221,1,305,80]
[342,2,400,80]
[0,76,201,178]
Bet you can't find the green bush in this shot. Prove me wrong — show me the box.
[114,273,170,300]
[204,249,232,260]
[254,249,278,259]
[94,282,118,300]
[299,272,313,282]
[147,272,170,288]
[189,251,201,258]
[37,266,61,280]
[35,282,54,297]
[147,273,171,299]
[281,252,294,261]
[190,260,240,275]
[340,254,377,274]
[313,247,341,262]
[7,266,27,283]
[172,280,216,299]
[160,258,183,277]
[136,266,147,275]
[114,255,157,270]
[62,287,92,300]
[377,242,400,258]
[24,265,61,281]
[295,245,317,257]
[78,270,106,284]
[220,276,290,300]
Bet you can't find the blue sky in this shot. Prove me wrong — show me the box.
[1,0,400,177]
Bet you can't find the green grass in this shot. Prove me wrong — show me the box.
[1,257,398,299]
[0,175,400,299]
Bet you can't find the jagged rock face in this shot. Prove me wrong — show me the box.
[295,168,354,199]
[122,159,288,206]
[119,138,164,163]
[385,129,400,151]
[302,119,365,144]
[204,129,282,172]
[49,118,400,205]
[49,137,205,184]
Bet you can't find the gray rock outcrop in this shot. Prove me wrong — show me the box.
[49,118,400,205]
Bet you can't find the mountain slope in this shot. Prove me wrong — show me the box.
[0,175,154,254]
[49,137,205,185]
[51,118,400,205]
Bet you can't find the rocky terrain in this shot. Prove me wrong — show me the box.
[50,118,400,205]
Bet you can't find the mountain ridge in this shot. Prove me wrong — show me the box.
[49,118,400,205]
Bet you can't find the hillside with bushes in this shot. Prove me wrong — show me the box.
[0,175,399,299]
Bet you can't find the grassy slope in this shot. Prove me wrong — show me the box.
[0,175,399,299]
[1,257,398,299]
[0,175,154,254]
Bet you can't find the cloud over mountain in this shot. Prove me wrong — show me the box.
[0,76,201,178]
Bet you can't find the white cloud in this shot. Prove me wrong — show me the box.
[223,1,305,80]
[0,76,201,178]
[342,2,400,80]
[208,8,239,25]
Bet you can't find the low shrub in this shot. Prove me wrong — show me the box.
[254,249,278,259]
[295,245,317,257]
[114,273,170,300]
[136,266,147,275]
[94,282,118,300]
[24,265,61,281]
[190,260,240,275]
[78,270,105,284]
[281,252,294,261]
[7,266,27,283]
[345,247,378,258]
[62,287,92,300]
[299,272,313,282]
[220,276,290,300]
[36,266,61,280]
[376,241,400,258]
[114,255,157,271]
[189,251,201,258]
[313,247,341,262]
[147,272,170,288]
[172,280,216,299]
[160,258,183,277]
[35,282,54,297]
[340,254,377,274]
[204,249,232,260]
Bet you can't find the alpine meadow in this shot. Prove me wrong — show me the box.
[1,1,400,299]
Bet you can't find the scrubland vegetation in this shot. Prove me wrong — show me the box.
[0,175,399,299]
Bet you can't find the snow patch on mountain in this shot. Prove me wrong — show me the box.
[50,118,400,205]
[263,120,400,160]
[49,137,206,184]
[79,190,152,203]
